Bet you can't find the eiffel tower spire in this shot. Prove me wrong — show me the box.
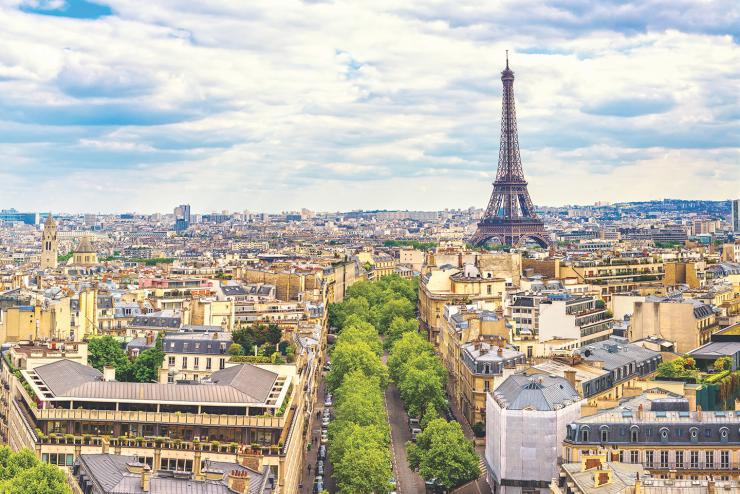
[470,55,551,248]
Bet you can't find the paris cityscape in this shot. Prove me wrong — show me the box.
[0,1,739,494]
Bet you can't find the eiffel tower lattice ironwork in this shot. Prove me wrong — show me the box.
[469,54,551,248]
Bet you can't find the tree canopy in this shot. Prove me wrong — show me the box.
[407,419,480,489]
[0,448,71,494]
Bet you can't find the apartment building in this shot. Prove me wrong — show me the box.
[631,297,719,354]
[160,330,232,382]
[564,395,740,481]
[538,295,613,350]
[1,346,307,492]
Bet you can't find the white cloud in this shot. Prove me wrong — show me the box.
[0,0,737,213]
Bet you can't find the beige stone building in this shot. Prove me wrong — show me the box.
[630,297,719,354]
[418,251,520,344]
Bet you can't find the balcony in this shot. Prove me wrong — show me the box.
[31,407,285,429]
[646,462,738,471]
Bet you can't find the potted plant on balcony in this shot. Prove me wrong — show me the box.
[228,442,238,453]
[82,433,91,445]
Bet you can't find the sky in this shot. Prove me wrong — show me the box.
[0,0,738,214]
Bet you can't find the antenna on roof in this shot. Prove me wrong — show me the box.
[506,49,509,69]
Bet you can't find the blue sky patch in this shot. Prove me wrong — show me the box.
[20,0,112,19]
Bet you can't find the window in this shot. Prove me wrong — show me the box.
[721,451,729,469]
[630,428,639,442]
[182,357,188,369]
[219,358,226,370]
[206,358,212,370]
[600,428,608,443]
[168,356,175,367]
[194,357,199,370]
[705,451,714,468]
[484,381,490,392]
[690,451,699,468]
[675,451,683,468]
[487,285,492,294]
[645,451,654,467]
[580,428,589,442]
[630,451,639,464]
[660,451,669,468]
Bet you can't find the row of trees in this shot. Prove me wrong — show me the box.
[388,331,480,489]
[326,277,417,494]
[88,335,164,383]
[0,447,71,493]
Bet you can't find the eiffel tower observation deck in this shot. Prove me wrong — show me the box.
[469,53,551,248]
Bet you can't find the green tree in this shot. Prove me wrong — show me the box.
[333,444,392,494]
[387,331,434,382]
[333,372,386,428]
[231,327,255,355]
[87,336,130,379]
[330,297,372,329]
[397,355,447,418]
[384,316,418,350]
[327,341,388,390]
[407,419,480,489]
[715,356,732,371]
[266,323,282,345]
[129,347,164,383]
[339,321,383,357]
[227,343,244,356]
[371,297,415,334]
[0,448,71,494]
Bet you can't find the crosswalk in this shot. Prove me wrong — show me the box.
[477,456,487,477]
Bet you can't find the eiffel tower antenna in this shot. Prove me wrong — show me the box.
[469,55,551,248]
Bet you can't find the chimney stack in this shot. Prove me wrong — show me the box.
[497,347,503,357]
[564,370,577,390]
[145,332,154,346]
[227,470,250,494]
[141,465,151,492]
[103,365,116,382]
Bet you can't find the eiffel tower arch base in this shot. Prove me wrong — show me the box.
[469,223,551,249]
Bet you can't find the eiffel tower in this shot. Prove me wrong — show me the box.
[469,53,551,248]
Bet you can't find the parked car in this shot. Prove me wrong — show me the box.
[317,463,324,476]
[409,418,420,430]
[322,416,330,427]
[320,432,328,444]
[313,479,323,494]
[324,394,333,407]
[318,445,326,460]
[411,427,422,442]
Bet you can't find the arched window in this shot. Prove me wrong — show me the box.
[630,426,639,443]
[600,426,609,443]
[659,427,670,442]
[580,427,590,442]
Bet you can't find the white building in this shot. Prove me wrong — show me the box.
[485,374,582,494]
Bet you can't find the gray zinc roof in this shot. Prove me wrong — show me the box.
[32,360,278,405]
[493,374,580,411]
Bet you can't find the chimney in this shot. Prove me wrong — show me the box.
[708,476,716,494]
[145,332,154,345]
[564,370,577,390]
[636,404,643,420]
[697,404,702,422]
[103,366,116,382]
[634,472,641,494]
[227,470,250,494]
[458,252,463,268]
[141,465,151,492]
[497,347,503,357]
[212,332,219,340]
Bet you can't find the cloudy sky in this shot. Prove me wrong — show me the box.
[0,0,738,214]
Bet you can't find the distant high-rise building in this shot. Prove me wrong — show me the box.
[732,199,740,233]
[174,204,191,231]
[40,214,58,270]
